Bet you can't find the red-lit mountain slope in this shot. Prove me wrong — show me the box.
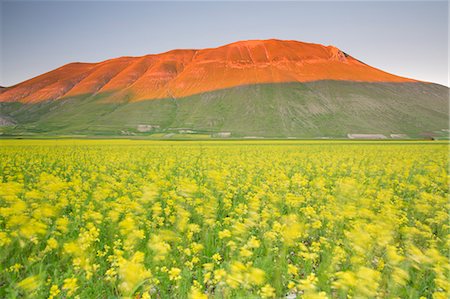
[0,39,416,104]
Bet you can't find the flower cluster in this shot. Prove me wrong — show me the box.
[0,140,448,298]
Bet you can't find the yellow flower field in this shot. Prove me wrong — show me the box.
[0,140,448,298]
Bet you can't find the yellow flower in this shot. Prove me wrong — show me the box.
[386,245,404,265]
[240,247,253,258]
[17,275,40,292]
[189,286,208,299]
[62,277,78,296]
[332,271,356,291]
[203,263,214,271]
[260,284,276,298]
[392,267,409,286]
[46,238,58,250]
[281,215,304,245]
[299,273,318,292]
[48,284,60,299]
[105,267,117,281]
[203,272,212,284]
[218,229,231,239]
[287,264,298,276]
[214,269,227,283]
[249,267,265,286]
[56,217,69,233]
[247,236,261,249]
[148,235,171,261]
[303,291,329,299]
[191,242,204,254]
[117,251,151,295]
[0,231,11,246]
[212,253,222,263]
[9,263,23,273]
[168,267,182,281]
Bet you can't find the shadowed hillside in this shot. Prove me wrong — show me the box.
[1,81,447,138]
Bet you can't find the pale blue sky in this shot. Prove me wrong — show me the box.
[1,1,448,86]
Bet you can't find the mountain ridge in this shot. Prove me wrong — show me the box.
[0,39,417,104]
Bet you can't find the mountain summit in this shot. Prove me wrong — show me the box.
[0,39,448,138]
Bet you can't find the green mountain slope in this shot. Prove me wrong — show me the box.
[0,81,448,138]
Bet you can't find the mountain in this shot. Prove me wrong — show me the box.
[0,39,448,138]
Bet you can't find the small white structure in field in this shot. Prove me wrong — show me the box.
[347,134,387,139]
[178,129,195,134]
[215,132,232,138]
[390,134,409,139]
[137,124,160,132]
[120,130,136,135]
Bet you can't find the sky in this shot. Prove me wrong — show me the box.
[0,1,448,87]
